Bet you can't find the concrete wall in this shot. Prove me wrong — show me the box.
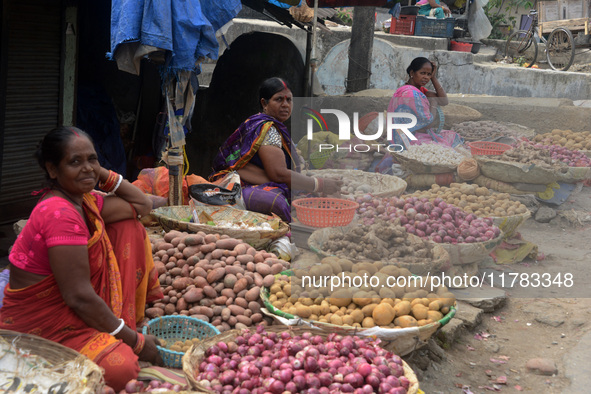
[216,19,591,100]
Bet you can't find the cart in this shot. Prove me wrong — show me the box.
[504,0,590,71]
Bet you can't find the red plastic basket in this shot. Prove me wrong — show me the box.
[390,15,416,35]
[292,198,359,228]
[469,141,512,155]
[450,40,473,52]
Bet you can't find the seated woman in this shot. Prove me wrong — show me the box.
[417,0,451,18]
[0,127,163,391]
[209,77,341,222]
[388,57,463,149]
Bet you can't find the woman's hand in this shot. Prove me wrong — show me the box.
[430,61,438,77]
[138,334,163,365]
[321,178,343,195]
[443,6,451,16]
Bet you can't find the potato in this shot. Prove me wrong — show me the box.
[372,303,395,326]
[393,300,411,317]
[394,315,418,328]
[412,304,429,320]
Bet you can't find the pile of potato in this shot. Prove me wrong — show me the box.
[406,183,528,217]
[268,257,455,329]
[159,337,200,353]
[533,129,591,151]
[495,143,568,171]
[453,120,532,141]
[322,220,436,263]
[148,230,290,332]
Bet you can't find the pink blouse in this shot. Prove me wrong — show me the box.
[9,192,104,276]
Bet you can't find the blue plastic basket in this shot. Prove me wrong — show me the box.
[414,16,455,38]
[142,315,220,368]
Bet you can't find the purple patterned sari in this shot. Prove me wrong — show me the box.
[209,113,300,222]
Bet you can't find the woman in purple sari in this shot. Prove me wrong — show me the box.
[209,78,341,222]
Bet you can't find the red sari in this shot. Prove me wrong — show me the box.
[0,193,162,389]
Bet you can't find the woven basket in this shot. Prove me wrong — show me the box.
[432,231,504,265]
[142,316,220,369]
[182,326,420,394]
[306,169,407,198]
[0,330,104,393]
[556,166,591,183]
[392,151,461,174]
[259,284,456,358]
[476,156,559,185]
[151,205,289,249]
[307,226,451,275]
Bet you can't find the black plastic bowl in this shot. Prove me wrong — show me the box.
[400,6,420,15]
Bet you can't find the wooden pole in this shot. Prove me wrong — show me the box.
[346,6,376,93]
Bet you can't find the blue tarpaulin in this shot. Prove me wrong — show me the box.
[109,0,242,74]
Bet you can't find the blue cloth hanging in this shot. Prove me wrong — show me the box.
[109,0,242,74]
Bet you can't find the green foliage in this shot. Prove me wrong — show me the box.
[335,7,353,26]
[485,0,534,39]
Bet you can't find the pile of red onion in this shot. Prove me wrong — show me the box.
[119,379,183,393]
[356,196,500,244]
[530,142,591,167]
[194,326,410,394]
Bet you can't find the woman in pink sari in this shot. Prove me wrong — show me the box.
[388,57,463,149]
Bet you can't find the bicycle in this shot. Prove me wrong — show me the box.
[504,8,575,71]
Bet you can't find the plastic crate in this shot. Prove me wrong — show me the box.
[390,15,416,35]
[415,16,455,38]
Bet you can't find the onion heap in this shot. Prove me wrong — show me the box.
[195,326,411,394]
[528,142,591,167]
[356,195,500,244]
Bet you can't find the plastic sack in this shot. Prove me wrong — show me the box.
[268,236,298,262]
[189,172,246,210]
[132,167,206,205]
[468,0,493,42]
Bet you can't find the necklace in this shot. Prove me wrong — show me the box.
[52,186,83,209]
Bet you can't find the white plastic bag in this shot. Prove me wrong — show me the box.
[268,236,298,261]
[468,0,493,42]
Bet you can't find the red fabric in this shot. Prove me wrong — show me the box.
[0,193,162,389]
[9,193,104,275]
[95,341,140,392]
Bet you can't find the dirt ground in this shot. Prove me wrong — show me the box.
[411,99,591,393]
[416,187,591,393]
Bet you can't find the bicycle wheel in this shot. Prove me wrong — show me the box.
[546,27,575,71]
[505,29,538,68]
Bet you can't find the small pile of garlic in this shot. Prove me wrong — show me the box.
[399,144,466,166]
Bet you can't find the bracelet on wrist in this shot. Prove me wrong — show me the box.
[110,174,124,194]
[133,332,146,355]
[109,318,125,336]
[312,177,319,192]
[99,170,120,193]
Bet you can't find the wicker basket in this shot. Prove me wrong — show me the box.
[182,326,420,394]
[142,316,220,369]
[306,169,407,198]
[259,285,456,358]
[0,330,104,393]
[151,205,289,249]
[307,226,451,275]
[392,151,462,174]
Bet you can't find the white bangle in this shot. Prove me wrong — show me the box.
[111,175,124,194]
[312,177,319,192]
[109,318,125,336]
